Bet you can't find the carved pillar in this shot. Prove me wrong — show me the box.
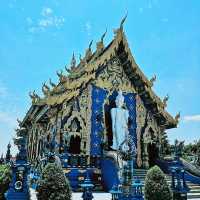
[143,141,149,169]
[136,94,146,168]
[136,127,142,168]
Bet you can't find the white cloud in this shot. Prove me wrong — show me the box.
[85,21,92,36]
[183,115,200,122]
[27,7,65,33]
[41,7,53,17]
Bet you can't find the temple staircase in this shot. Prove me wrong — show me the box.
[133,169,200,199]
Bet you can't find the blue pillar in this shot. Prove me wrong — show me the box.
[5,127,30,200]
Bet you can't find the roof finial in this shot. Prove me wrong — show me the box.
[29,90,40,103]
[17,118,22,127]
[101,29,107,42]
[175,112,181,124]
[150,74,156,87]
[42,82,50,96]
[96,30,107,54]
[57,70,67,83]
[89,40,93,50]
[85,40,93,61]
[49,78,56,88]
[163,94,169,108]
[120,12,128,30]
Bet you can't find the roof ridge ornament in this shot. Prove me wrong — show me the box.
[42,82,50,96]
[85,40,93,61]
[49,78,56,88]
[96,29,107,54]
[57,70,67,83]
[101,29,107,42]
[71,52,76,68]
[163,94,169,108]
[120,12,128,30]
[150,74,156,87]
[29,90,40,103]
[175,112,180,124]
[17,118,22,127]
[65,52,77,74]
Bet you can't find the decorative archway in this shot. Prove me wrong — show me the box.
[63,113,86,154]
[143,125,159,168]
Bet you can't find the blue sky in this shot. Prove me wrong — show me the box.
[0,0,200,156]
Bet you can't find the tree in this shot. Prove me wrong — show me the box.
[0,165,11,200]
[144,165,172,200]
[36,163,72,200]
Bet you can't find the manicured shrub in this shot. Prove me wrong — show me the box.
[144,165,172,200]
[0,165,11,200]
[36,163,71,200]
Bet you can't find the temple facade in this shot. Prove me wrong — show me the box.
[19,18,179,190]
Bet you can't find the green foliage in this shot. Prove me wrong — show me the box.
[160,132,172,156]
[184,140,200,155]
[183,140,200,166]
[36,163,72,200]
[144,165,172,200]
[0,165,11,200]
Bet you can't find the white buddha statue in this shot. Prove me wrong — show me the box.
[111,90,129,150]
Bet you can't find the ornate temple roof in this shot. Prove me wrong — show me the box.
[22,16,180,129]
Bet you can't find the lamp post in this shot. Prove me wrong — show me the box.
[131,178,144,200]
[81,172,94,200]
[110,184,122,200]
[114,135,144,200]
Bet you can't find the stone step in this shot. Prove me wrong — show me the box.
[187,193,200,199]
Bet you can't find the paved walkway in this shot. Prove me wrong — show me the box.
[30,189,200,200]
[30,188,111,200]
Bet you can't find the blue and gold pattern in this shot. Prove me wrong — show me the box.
[91,85,137,156]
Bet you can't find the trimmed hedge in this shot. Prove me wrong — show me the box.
[36,163,72,200]
[144,165,172,200]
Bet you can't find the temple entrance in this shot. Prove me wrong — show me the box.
[69,135,81,154]
[148,142,159,167]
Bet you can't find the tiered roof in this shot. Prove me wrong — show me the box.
[23,16,180,129]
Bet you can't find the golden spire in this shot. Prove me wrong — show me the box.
[71,52,76,69]
[65,53,77,74]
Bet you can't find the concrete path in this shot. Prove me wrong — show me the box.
[30,188,111,200]
[30,188,200,200]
